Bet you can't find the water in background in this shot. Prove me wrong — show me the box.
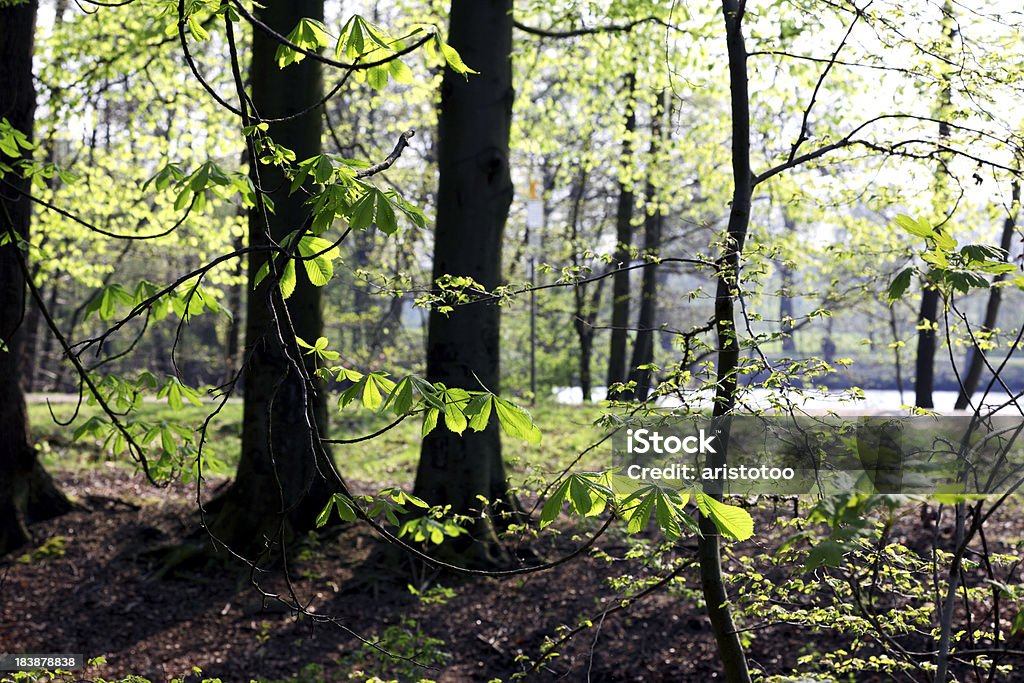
[552,387,1023,415]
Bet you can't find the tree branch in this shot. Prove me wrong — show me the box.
[355,129,415,179]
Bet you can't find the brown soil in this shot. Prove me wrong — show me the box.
[0,468,1014,683]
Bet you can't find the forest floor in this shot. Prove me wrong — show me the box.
[1,466,825,683]
[5,464,1007,683]
[7,401,1023,682]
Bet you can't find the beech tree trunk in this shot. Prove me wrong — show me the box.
[205,0,338,558]
[0,0,72,557]
[606,72,637,392]
[413,0,516,566]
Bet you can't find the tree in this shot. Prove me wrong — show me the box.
[696,2,755,679]
[203,0,339,558]
[954,177,1020,410]
[625,89,668,402]
[0,0,72,556]
[568,168,605,403]
[913,0,957,410]
[413,0,517,566]
[605,72,638,392]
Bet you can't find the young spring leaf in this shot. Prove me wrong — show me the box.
[279,259,297,299]
[383,376,415,415]
[441,388,470,434]
[886,267,914,302]
[421,407,440,437]
[539,479,571,529]
[654,491,681,541]
[893,213,934,239]
[694,490,754,541]
[493,397,541,444]
[464,393,493,431]
[296,235,339,286]
[626,488,656,534]
[569,475,593,516]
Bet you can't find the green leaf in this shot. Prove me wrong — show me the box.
[886,267,914,302]
[362,374,383,410]
[627,489,655,534]
[493,397,541,444]
[443,390,469,434]
[296,235,339,287]
[932,229,957,251]
[465,393,493,431]
[276,18,332,68]
[375,192,398,234]
[695,491,754,541]
[367,65,390,90]
[539,480,570,529]
[160,425,177,456]
[421,407,440,437]
[316,493,357,527]
[279,259,297,299]
[313,155,334,184]
[434,36,477,75]
[384,376,415,415]
[187,15,210,41]
[334,494,357,522]
[388,59,414,83]
[804,539,849,570]
[894,213,934,238]
[655,491,681,541]
[411,376,446,410]
[315,498,333,527]
[569,476,593,516]
[254,260,271,289]
[961,244,1005,262]
[348,189,377,231]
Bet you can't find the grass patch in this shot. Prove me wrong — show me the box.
[29,398,609,487]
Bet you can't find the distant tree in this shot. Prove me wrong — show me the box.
[606,72,638,392]
[955,177,1020,410]
[0,0,72,556]
[913,0,957,410]
[625,90,669,402]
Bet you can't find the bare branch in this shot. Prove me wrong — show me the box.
[355,129,415,179]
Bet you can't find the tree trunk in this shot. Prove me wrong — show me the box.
[626,90,668,403]
[206,0,338,559]
[18,270,43,392]
[223,234,244,388]
[0,0,72,557]
[954,180,1019,410]
[413,0,515,567]
[697,3,753,682]
[569,168,594,402]
[915,4,956,411]
[606,72,637,393]
[913,279,939,410]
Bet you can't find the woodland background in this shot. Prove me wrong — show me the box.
[2,0,1024,681]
